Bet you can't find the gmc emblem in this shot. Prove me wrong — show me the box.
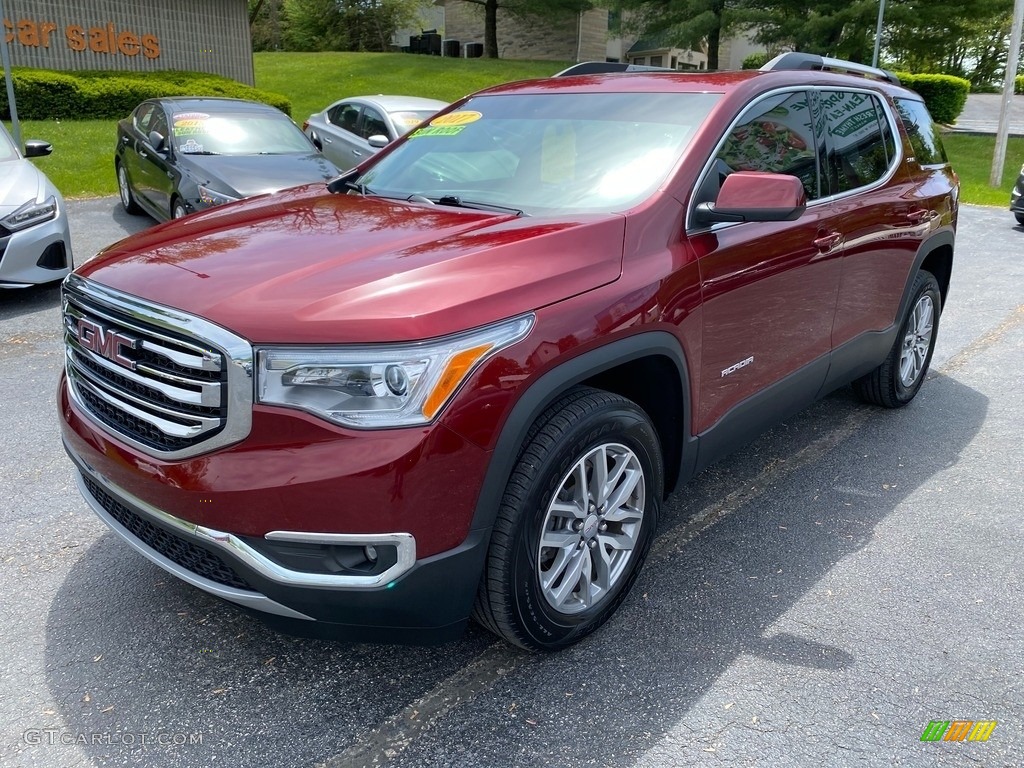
[76,318,138,371]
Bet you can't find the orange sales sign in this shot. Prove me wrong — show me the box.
[2,17,160,59]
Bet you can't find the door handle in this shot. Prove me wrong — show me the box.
[813,231,842,252]
[139,151,148,159]
[352,150,363,157]
[121,136,130,144]
[323,136,332,143]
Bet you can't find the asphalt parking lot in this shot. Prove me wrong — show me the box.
[1,201,1022,768]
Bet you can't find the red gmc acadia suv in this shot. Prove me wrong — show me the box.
[59,54,958,650]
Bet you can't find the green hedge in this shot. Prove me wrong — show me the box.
[741,52,770,70]
[895,72,970,124]
[1017,75,1023,95]
[0,68,291,120]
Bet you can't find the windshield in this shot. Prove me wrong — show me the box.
[358,92,720,215]
[171,112,313,156]
[0,126,17,162]
[389,110,443,136]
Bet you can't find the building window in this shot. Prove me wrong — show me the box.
[650,55,663,67]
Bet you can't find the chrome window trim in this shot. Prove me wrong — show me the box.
[73,452,418,591]
[62,273,253,459]
[686,84,905,233]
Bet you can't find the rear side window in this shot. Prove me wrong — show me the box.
[818,90,896,194]
[894,98,948,166]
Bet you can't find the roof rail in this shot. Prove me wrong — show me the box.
[554,61,676,77]
[760,52,900,85]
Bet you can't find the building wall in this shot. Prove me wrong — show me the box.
[718,30,763,71]
[1,0,253,85]
[442,1,608,62]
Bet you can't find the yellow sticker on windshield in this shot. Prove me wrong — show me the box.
[410,125,467,138]
[430,110,482,127]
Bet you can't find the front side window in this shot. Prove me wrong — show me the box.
[358,91,721,215]
[134,103,156,135]
[714,90,821,200]
[819,90,896,194]
[329,104,361,135]
[894,97,948,166]
[361,107,389,140]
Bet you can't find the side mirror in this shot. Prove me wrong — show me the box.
[310,132,323,151]
[23,139,53,158]
[367,134,390,149]
[694,171,807,225]
[148,130,167,153]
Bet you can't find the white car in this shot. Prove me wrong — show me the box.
[302,95,448,170]
[0,124,72,288]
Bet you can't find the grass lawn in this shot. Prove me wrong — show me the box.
[7,51,1023,210]
[942,133,1024,207]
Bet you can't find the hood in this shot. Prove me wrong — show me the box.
[0,159,43,216]
[181,153,338,198]
[78,189,625,343]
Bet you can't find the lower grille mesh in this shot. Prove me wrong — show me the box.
[84,476,253,592]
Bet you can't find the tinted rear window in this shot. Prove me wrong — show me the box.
[894,98,948,166]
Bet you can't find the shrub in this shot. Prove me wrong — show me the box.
[895,72,970,124]
[741,52,770,70]
[1017,75,1023,95]
[0,68,291,120]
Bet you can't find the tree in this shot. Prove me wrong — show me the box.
[281,0,420,52]
[882,0,1015,87]
[454,0,594,59]
[607,0,739,70]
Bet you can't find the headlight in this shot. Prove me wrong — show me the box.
[257,315,534,428]
[198,185,240,206]
[1,195,57,231]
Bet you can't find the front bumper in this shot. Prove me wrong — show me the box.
[66,443,491,643]
[60,374,495,644]
[0,203,72,287]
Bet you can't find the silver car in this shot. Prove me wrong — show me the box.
[302,95,448,170]
[0,124,72,288]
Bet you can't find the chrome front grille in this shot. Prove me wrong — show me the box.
[62,274,253,458]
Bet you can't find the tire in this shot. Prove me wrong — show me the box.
[853,270,941,408]
[116,162,142,215]
[1014,212,1024,226]
[171,197,188,220]
[472,387,662,651]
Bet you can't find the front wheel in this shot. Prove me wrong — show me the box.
[1014,211,1024,226]
[853,270,941,408]
[171,197,188,220]
[472,387,662,651]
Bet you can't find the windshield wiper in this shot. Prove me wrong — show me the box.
[326,170,373,196]
[435,195,524,216]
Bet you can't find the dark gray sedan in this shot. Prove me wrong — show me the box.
[115,97,339,222]
[302,95,448,171]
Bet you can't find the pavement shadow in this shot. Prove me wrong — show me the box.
[0,281,63,321]
[40,373,986,767]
